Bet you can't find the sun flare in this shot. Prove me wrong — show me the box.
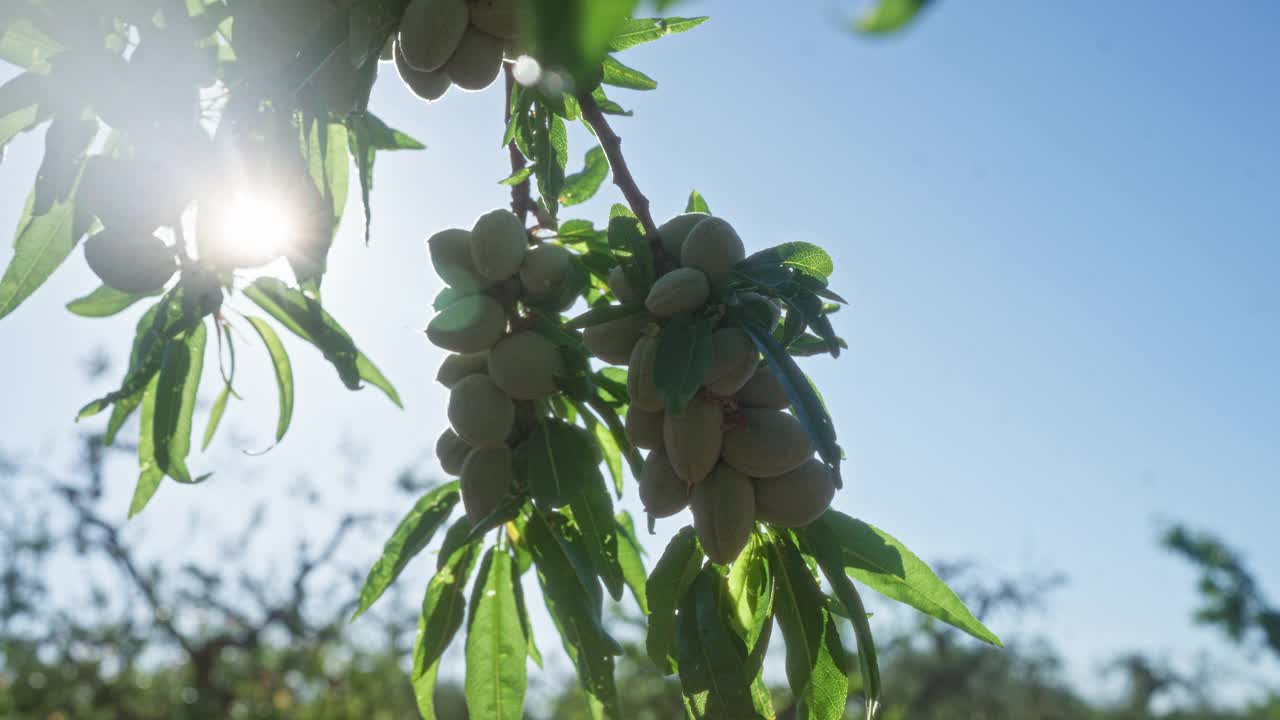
[221,193,295,261]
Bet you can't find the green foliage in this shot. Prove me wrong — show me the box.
[0,2,997,718]
[855,0,934,34]
[1163,524,1280,659]
[653,311,714,413]
[355,482,461,620]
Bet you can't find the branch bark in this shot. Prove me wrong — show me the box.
[504,64,557,231]
[577,91,675,274]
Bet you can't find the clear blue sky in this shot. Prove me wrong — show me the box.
[1,0,1277,700]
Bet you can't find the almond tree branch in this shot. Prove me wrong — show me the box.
[504,64,533,225]
[577,92,658,236]
[504,64,557,231]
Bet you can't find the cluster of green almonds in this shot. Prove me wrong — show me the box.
[426,208,577,523]
[587,213,839,564]
[392,0,518,101]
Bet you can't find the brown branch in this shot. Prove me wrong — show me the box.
[503,65,558,231]
[577,92,660,238]
[504,64,533,226]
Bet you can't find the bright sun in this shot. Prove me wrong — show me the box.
[221,193,295,263]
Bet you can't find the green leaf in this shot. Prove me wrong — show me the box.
[607,205,654,293]
[0,17,61,72]
[588,414,623,496]
[590,87,632,116]
[346,111,424,245]
[32,107,96,216]
[153,323,207,484]
[412,533,482,714]
[569,474,625,601]
[0,72,49,150]
[514,418,599,508]
[608,16,709,52]
[128,376,163,518]
[855,0,932,34]
[766,531,849,720]
[246,317,295,443]
[677,566,765,719]
[560,146,609,206]
[653,312,714,414]
[810,510,1002,647]
[727,534,774,652]
[289,117,349,284]
[243,277,400,406]
[743,323,841,480]
[646,526,704,675]
[499,167,533,186]
[526,510,622,718]
[200,383,231,452]
[81,291,186,423]
[615,512,648,614]
[353,482,461,620]
[601,55,658,91]
[0,188,78,320]
[685,189,710,215]
[524,0,636,92]
[412,664,443,720]
[66,284,156,318]
[796,520,883,718]
[532,110,568,218]
[465,549,528,719]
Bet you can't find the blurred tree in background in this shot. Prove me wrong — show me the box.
[1,423,1276,719]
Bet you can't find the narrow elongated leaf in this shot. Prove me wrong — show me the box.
[646,526,704,674]
[413,663,443,720]
[685,189,710,214]
[354,482,461,620]
[797,519,883,718]
[33,108,95,215]
[607,206,654,293]
[608,16,709,52]
[653,312,714,414]
[153,323,207,484]
[727,534,773,651]
[856,0,931,34]
[526,510,621,717]
[82,291,185,423]
[589,415,623,496]
[811,510,1002,646]
[246,317,294,442]
[65,284,155,317]
[345,111,423,244]
[560,146,609,206]
[243,277,400,406]
[677,567,763,719]
[569,475,625,601]
[533,112,568,217]
[766,532,849,719]
[0,17,61,71]
[509,550,544,668]
[0,189,77,320]
[201,384,231,451]
[128,377,163,518]
[465,549,528,720]
[514,418,599,508]
[412,535,481,718]
[602,55,657,90]
[744,323,841,479]
[615,512,648,614]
